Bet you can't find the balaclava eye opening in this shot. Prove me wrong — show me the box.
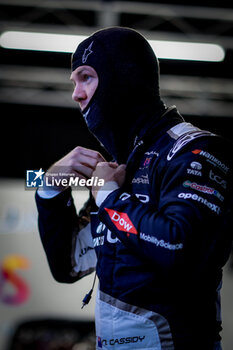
[72,26,165,163]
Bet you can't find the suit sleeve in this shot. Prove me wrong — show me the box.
[35,188,97,283]
[98,137,232,273]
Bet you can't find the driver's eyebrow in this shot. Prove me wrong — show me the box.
[70,68,89,82]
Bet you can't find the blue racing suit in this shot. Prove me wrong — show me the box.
[36,108,233,349]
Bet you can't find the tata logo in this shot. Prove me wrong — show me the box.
[104,208,138,235]
[190,161,202,170]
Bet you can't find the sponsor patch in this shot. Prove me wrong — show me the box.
[178,192,221,214]
[140,232,183,250]
[192,149,229,174]
[187,168,202,176]
[93,235,105,247]
[143,157,152,167]
[183,180,224,201]
[190,161,202,170]
[96,222,106,234]
[104,208,138,235]
[186,161,203,176]
[209,170,227,189]
[132,174,149,185]
[144,151,159,156]
[119,192,150,203]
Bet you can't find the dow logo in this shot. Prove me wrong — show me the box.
[105,208,138,235]
[0,255,30,305]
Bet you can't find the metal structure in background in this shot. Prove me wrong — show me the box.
[1,4,233,350]
[0,0,233,117]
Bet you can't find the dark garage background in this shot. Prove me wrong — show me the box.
[0,1,233,349]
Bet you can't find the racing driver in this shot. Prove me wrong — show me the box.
[35,27,233,350]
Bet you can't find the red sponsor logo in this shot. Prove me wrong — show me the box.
[104,208,138,235]
[143,157,152,167]
[192,149,201,154]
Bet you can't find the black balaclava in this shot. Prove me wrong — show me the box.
[72,27,165,164]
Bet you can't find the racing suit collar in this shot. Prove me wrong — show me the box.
[125,106,184,181]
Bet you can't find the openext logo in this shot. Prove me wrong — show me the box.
[178,192,221,215]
